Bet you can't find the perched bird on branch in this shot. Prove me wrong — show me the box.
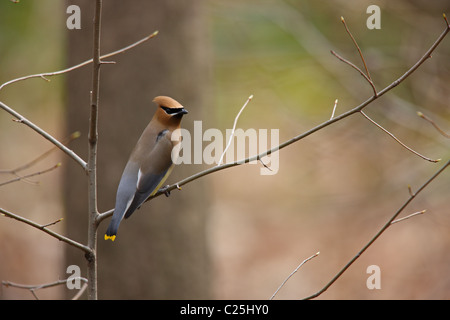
[105,96,188,241]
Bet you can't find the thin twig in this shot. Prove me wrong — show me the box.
[270,252,320,300]
[2,277,88,300]
[303,159,450,300]
[71,282,88,300]
[331,50,377,96]
[0,31,158,91]
[0,131,80,177]
[0,101,87,170]
[417,111,450,138]
[0,207,92,254]
[408,185,414,196]
[41,217,64,228]
[360,110,440,163]
[330,99,338,120]
[0,163,61,187]
[258,157,273,172]
[341,16,372,81]
[391,210,426,224]
[217,95,253,166]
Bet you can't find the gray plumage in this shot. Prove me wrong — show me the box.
[105,96,187,241]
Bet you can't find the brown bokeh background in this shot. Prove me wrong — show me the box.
[1,0,449,299]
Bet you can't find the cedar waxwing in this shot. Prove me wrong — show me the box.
[105,96,188,241]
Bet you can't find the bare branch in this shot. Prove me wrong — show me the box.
[71,282,88,300]
[0,31,158,91]
[0,131,80,176]
[303,159,450,299]
[2,277,88,300]
[85,0,103,301]
[41,217,64,228]
[0,101,87,170]
[0,207,92,254]
[417,111,450,138]
[331,50,377,96]
[270,251,320,300]
[340,16,372,81]
[360,110,440,163]
[0,162,61,187]
[259,157,273,172]
[330,99,338,120]
[408,185,414,196]
[217,94,253,166]
[391,210,426,225]
[97,208,114,223]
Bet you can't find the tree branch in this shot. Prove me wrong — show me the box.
[85,0,103,301]
[340,17,373,83]
[0,32,158,92]
[270,251,320,300]
[391,210,426,224]
[97,19,449,223]
[417,111,450,138]
[217,95,253,166]
[2,277,88,300]
[0,101,87,170]
[360,110,440,162]
[330,49,377,96]
[0,207,92,254]
[303,159,450,300]
[0,162,61,187]
[0,131,80,176]
[330,99,338,120]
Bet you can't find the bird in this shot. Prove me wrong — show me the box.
[104,96,188,241]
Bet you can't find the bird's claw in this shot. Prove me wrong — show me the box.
[159,185,171,197]
[159,184,182,197]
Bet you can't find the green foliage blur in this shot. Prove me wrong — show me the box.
[0,0,64,113]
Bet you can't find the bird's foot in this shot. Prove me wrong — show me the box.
[160,185,171,197]
[159,184,182,197]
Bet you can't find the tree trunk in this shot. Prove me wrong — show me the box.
[64,0,211,299]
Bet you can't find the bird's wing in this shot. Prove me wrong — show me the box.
[124,129,174,219]
[105,160,140,240]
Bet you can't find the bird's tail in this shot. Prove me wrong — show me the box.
[104,218,120,241]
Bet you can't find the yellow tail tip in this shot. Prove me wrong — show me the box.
[104,234,116,241]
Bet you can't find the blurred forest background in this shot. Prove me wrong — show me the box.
[1,0,449,299]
